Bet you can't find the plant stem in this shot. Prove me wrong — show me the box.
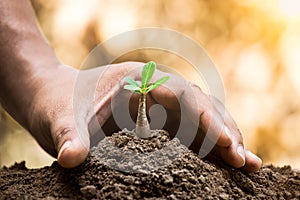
[135,93,151,138]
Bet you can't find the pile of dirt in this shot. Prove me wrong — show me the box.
[1,129,300,199]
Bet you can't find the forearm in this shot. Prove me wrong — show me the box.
[0,0,61,128]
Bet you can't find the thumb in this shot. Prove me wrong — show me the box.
[53,120,90,168]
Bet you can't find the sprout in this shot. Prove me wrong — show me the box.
[124,61,169,138]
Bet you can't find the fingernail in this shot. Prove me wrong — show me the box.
[247,150,262,163]
[58,141,72,158]
[237,145,246,165]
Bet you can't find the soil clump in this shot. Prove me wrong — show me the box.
[1,129,299,199]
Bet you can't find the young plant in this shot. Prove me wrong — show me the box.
[124,61,169,138]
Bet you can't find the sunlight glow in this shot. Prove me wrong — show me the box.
[98,4,136,40]
[279,0,300,18]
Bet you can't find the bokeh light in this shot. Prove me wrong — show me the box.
[279,0,300,18]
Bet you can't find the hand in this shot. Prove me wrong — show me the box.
[28,62,262,172]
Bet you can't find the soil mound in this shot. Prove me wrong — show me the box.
[1,129,299,199]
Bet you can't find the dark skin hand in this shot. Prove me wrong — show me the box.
[0,0,262,171]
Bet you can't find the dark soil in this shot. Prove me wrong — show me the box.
[1,129,300,199]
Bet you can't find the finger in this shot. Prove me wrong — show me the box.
[52,117,90,168]
[191,135,246,170]
[219,142,246,168]
[207,95,252,169]
[199,109,232,147]
[150,74,232,147]
[214,145,262,172]
[203,121,257,170]
[207,127,246,168]
[210,95,239,130]
[181,83,232,147]
[242,149,263,172]
[220,112,251,169]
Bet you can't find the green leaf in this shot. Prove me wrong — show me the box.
[142,61,156,89]
[124,84,141,93]
[146,76,169,93]
[124,77,139,87]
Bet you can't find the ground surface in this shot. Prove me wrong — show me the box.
[0,129,300,199]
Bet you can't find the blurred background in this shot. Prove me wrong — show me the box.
[1,0,300,169]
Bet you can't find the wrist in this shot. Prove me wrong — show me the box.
[0,60,64,129]
[0,0,65,129]
[0,25,64,130]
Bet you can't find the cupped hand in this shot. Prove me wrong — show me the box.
[28,62,262,172]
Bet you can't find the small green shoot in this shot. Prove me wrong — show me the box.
[124,61,169,95]
[124,61,169,138]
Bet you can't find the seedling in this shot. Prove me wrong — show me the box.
[124,61,169,138]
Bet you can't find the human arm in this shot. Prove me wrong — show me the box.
[0,0,88,167]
